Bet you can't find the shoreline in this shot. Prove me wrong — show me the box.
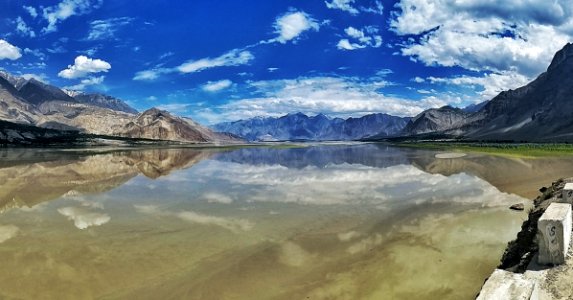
[391,141,573,157]
[478,178,573,299]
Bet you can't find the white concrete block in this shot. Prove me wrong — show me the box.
[562,183,573,205]
[537,203,572,265]
[477,269,537,300]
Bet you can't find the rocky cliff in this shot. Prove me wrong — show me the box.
[403,43,573,142]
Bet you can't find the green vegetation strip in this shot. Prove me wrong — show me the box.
[394,142,573,157]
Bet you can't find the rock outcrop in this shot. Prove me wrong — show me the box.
[401,106,470,136]
[113,108,232,143]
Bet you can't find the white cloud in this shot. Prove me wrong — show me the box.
[15,17,36,38]
[412,76,425,83]
[135,49,253,81]
[85,17,134,40]
[0,40,22,60]
[325,0,359,15]
[64,75,105,90]
[427,71,531,100]
[337,26,382,50]
[177,49,254,73]
[337,39,364,51]
[41,0,103,33]
[391,0,573,79]
[24,48,46,60]
[58,55,111,79]
[195,76,447,124]
[159,51,175,60]
[202,79,233,92]
[58,206,110,230]
[20,73,49,83]
[133,69,165,81]
[360,1,384,15]
[325,0,384,15]
[267,67,279,72]
[273,11,320,43]
[23,5,38,18]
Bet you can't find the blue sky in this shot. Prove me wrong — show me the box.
[0,0,572,124]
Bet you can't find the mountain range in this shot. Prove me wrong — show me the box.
[0,71,239,144]
[212,112,411,141]
[396,43,573,141]
[216,43,573,142]
[2,42,573,144]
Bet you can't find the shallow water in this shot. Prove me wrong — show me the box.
[0,143,571,299]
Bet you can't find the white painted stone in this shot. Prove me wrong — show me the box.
[477,269,537,300]
[562,183,573,205]
[537,203,572,265]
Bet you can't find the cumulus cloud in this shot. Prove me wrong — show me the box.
[85,17,134,40]
[58,206,110,229]
[195,76,448,124]
[325,0,384,15]
[15,17,36,38]
[41,0,103,33]
[0,40,22,60]
[202,79,233,92]
[64,75,105,90]
[326,0,359,15]
[23,5,38,18]
[427,71,531,100]
[337,26,382,50]
[273,11,320,43]
[58,55,111,79]
[391,0,573,79]
[24,48,46,60]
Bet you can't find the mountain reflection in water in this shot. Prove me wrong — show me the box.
[0,144,569,299]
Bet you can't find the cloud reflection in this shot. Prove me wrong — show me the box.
[190,161,524,207]
[58,207,111,230]
[134,205,253,232]
[0,225,19,243]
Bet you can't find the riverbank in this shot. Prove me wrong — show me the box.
[392,142,573,157]
[478,178,573,299]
